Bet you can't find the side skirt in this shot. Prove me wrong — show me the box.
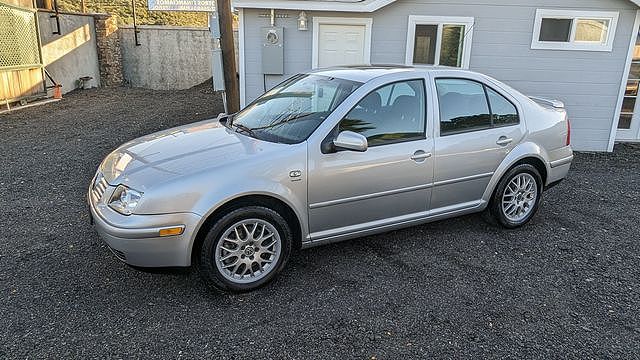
[301,200,487,249]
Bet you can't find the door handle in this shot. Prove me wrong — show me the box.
[411,150,432,162]
[496,136,513,146]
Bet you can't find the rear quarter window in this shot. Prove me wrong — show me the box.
[486,87,520,126]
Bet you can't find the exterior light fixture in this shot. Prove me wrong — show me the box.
[298,11,308,31]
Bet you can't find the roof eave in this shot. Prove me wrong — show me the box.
[233,0,640,13]
[232,0,397,12]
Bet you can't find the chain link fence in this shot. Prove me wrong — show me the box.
[0,3,42,70]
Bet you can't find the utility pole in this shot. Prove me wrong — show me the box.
[215,0,240,113]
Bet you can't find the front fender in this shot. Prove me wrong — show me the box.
[186,180,308,263]
[481,141,551,203]
[192,179,308,232]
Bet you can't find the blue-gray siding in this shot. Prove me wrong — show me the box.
[241,0,638,151]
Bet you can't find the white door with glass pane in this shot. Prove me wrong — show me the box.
[617,27,640,141]
[313,18,372,69]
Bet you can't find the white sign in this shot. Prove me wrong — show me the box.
[147,0,216,12]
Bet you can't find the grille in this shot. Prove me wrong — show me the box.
[91,173,109,203]
[0,3,41,70]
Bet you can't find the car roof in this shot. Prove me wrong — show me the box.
[306,64,476,83]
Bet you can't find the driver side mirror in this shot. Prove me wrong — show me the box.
[218,113,230,125]
[333,131,368,152]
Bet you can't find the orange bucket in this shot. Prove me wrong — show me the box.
[53,84,62,99]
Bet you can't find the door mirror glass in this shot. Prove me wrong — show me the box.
[334,131,368,152]
[218,113,230,125]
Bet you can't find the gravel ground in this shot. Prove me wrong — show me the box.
[1,86,639,359]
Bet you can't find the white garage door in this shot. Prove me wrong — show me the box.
[318,24,367,68]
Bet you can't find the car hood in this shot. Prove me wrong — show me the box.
[99,118,286,191]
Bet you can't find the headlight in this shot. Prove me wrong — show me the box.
[108,185,142,215]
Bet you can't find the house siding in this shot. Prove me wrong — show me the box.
[241,0,638,151]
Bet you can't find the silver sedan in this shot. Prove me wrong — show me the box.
[89,66,573,292]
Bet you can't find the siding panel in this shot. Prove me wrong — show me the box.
[241,0,638,151]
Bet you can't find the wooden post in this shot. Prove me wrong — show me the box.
[215,0,240,113]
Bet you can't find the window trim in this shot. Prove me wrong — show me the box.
[531,9,619,52]
[405,15,475,68]
[336,78,429,148]
[434,77,520,137]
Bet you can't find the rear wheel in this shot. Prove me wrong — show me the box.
[197,206,292,292]
[488,164,543,228]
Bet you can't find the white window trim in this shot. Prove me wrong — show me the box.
[312,17,373,69]
[531,9,619,52]
[405,15,474,69]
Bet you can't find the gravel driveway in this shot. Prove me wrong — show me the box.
[1,86,639,359]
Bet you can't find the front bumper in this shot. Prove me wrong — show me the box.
[88,192,202,267]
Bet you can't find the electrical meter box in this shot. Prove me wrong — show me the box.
[261,27,284,75]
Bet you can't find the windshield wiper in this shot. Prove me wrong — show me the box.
[234,123,257,138]
[250,113,315,132]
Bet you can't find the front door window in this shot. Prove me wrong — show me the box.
[339,79,427,146]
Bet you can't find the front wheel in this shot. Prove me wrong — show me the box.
[488,164,543,228]
[197,206,292,292]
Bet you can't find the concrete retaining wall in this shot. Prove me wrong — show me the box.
[119,25,213,90]
[36,19,237,92]
[38,11,101,94]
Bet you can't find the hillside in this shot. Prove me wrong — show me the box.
[57,0,209,27]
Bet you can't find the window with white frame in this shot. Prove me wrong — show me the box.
[532,9,619,52]
[405,16,474,68]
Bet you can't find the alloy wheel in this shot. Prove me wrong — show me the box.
[214,219,281,284]
[501,173,538,223]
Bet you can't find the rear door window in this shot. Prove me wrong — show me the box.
[435,78,491,135]
[435,78,520,136]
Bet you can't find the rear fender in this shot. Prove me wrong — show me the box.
[481,142,551,204]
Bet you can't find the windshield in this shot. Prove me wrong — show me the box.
[230,74,362,144]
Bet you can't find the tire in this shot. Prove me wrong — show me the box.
[488,164,543,229]
[197,206,292,292]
